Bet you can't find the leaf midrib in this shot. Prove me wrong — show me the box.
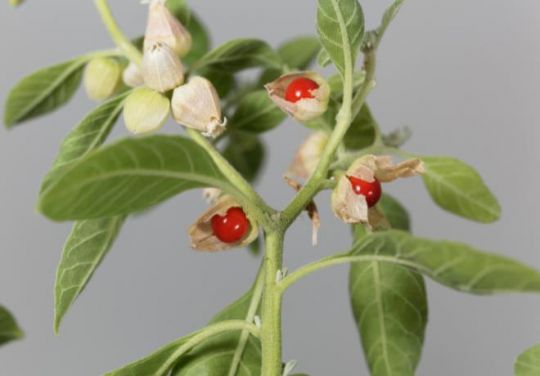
[10,58,86,124]
[425,167,499,218]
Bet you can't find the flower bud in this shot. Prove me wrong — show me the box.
[83,57,122,101]
[142,42,185,93]
[171,76,226,138]
[144,0,192,57]
[331,155,424,225]
[286,131,329,179]
[122,62,144,88]
[123,87,170,135]
[189,195,258,252]
[265,71,330,122]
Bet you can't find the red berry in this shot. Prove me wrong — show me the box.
[284,77,319,103]
[211,207,250,243]
[347,176,382,208]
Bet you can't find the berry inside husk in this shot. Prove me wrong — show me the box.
[211,207,250,243]
[284,77,319,103]
[347,176,382,208]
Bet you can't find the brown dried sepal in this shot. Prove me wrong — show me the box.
[285,176,320,245]
[331,155,424,226]
[265,71,330,122]
[348,155,425,183]
[331,174,369,225]
[188,195,258,252]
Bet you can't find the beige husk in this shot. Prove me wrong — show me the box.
[144,0,192,57]
[265,71,330,122]
[142,42,185,92]
[331,155,425,226]
[171,76,226,138]
[189,195,258,252]
[286,131,329,180]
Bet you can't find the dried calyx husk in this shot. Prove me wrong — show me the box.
[122,62,144,88]
[171,76,226,138]
[332,155,425,226]
[144,0,192,58]
[189,195,258,252]
[265,71,330,122]
[83,57,123,101]
[123,87,170,135]
[142,41,185,93]
[286,131,329,180]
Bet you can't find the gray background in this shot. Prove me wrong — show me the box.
[1,0,539,375]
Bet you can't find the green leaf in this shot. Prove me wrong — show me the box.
[166,0,190,25]
[54,216,124,333]
[38,135,237,221]
[349,228,427,376]
[105,331,199,376]
[377,194,411,231]
[223,133,265,183]
[317,0,364,75]
[342,104,376,150]
[0,306,23,346]
[183,13,211,65]
[277,36,321,71]
[316,49,332,68]
[229,90,286,134]
[421,156,501,223]
[376,0,405,47]
[42,93,129,333]
[327,71,366,95]
[200,68,235,98]
[515,343,540,376]
[193,38,282,73]
[350,262,427,376]
[5,57,87,126]
[42,91,130,190]
[352,230,540,294]
[259,36,321,84]
[172,289,261,375]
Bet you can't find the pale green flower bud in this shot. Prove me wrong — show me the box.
[83,58,123,102]
[123,87,170,135]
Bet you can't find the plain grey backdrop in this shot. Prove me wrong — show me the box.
[1,0,540,375]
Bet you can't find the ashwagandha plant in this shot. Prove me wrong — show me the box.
[3,0,540,375]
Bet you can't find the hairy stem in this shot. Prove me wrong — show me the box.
[260,231,285,376]
[280,54,377,228]
[186,129,275,228]
[227,263,266,376]
[94,0,143,67]
[279,253,420,293]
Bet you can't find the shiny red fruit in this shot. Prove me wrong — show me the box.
[284,77,319,103]
[347,176,382,208]
[211,207,250,243]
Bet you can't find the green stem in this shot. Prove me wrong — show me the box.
[227,262,266,376]
[94,0,143,67]
[279,253,418,293]
[186,129,275,228]
[156,320,260,375]
[260,231,285,376]
[280,55,376,228]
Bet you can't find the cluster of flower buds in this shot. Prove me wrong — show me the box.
[120,0,226,138]
[332,155,424,228]
[189,194,258,252]
[83,57,123,101]
[265,72,330,122]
